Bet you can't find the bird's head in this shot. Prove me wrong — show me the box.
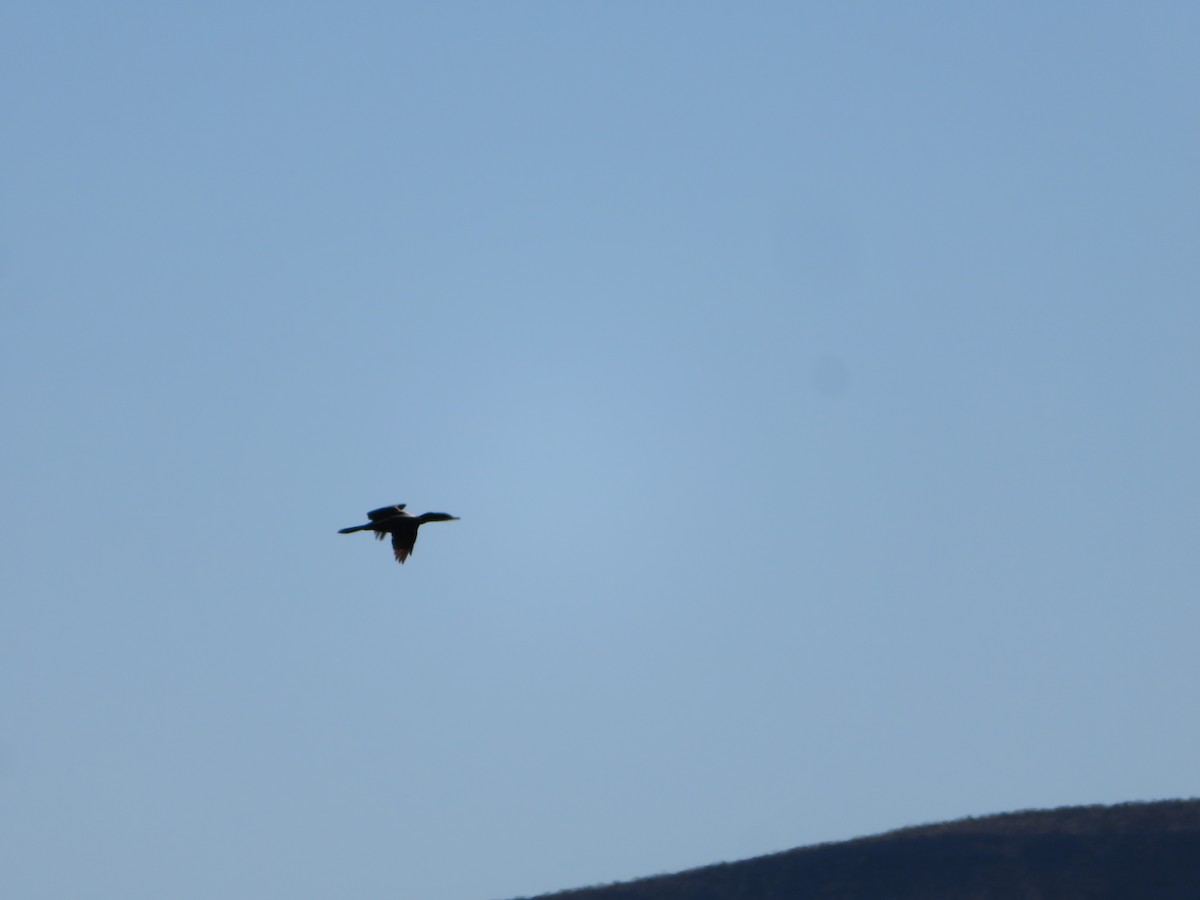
[419,512,460,523]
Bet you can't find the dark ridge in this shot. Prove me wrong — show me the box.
[512,799,1200,900]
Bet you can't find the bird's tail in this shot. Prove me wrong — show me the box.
[338,524,373,534]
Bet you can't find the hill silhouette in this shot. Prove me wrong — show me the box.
[513,799,1200,900]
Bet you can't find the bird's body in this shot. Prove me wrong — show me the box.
[338,503,459,563]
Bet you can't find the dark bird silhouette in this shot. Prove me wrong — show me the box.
[337,504,459,564]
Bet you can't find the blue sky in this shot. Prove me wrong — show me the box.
[3,3,1198,899]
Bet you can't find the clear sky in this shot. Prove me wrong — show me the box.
[3,3,1198,899]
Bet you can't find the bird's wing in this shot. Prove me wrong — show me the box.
[390,521,419,564]
[367,504,406,521]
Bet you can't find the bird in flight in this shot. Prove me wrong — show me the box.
[338,503,460,564]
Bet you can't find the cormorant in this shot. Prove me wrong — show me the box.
[338,504,459,564]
